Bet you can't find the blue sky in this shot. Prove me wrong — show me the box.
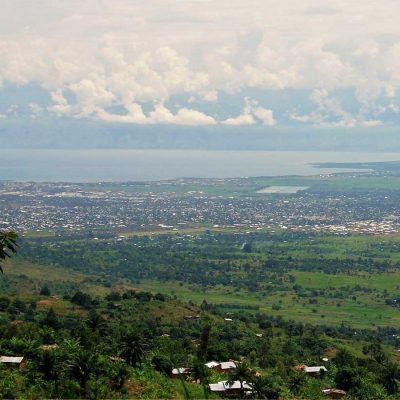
[1,0,400,128]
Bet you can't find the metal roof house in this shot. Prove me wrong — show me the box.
[205,360,237,372]
[304,366,328,375]
[172,367,192,378]
[209,380,253,395]
[0,356,25,368]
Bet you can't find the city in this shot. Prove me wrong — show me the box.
[1,175,400,236]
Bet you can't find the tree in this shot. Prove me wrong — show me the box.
[0,231,18,272]
[68,349,99,392]
[38,350,58,380]
[381,362,400,394]
[121,331,147,367]
[241,242,252,253]
[40,285,51,296]
[228,362,253,399]
[197,324,211,361]
[86,309,105,332]
[250,375,280,399]
[43,307,60,329]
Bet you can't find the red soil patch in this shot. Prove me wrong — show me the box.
[37,299,56,306]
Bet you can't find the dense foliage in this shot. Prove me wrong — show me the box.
[0,288,399,399]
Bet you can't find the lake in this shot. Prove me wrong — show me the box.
[1,148,400,182]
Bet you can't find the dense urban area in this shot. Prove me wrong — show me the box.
[1,172,400,236]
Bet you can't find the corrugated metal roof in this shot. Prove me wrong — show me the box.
[219,361,236,370]
[172,368,191,375]
[0,356,24,363]
[305,366,328,373]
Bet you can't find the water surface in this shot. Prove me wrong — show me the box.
[1,149,399,182]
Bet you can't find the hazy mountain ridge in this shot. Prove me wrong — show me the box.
[2,117,400,151]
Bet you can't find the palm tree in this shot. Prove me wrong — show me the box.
[250,375,280,399]
[68,349,99,391]
[121,331,147,367]
[228,361,253,399]
[86,309,105,332]
[381,362,400,394]
[39,350,58,380]
[0,231,17,272]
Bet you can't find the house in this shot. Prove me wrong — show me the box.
[205,361,220,369]
[205,361,237,372]
[209,380,253,396]
[0,356,25,368]
[304,366,328,376]
[218,361,237,372]
[322,388,347,399]
[172,367,192,378]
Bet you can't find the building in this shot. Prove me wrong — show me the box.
[205,361,219,369]
[0,356,25,368]
[172,367,192,378]
[209,380,253,396]
[205,360,237,372]
[304,366,328,376]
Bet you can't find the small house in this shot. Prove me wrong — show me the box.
[304,366,328,376]
[209,380,253,396]
[172,367,192,378]
[0,356,25,369]
[218,361,237,372]
[205,361,219,369]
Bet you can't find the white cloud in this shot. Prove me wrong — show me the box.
[97,102,217,125]
[201,90,218,102]
[222,114,255,126]
[28,103,43,116]
[0,1,399,125]
[149,103,216,125]
[290,89,384,127]
[252,107,275,126]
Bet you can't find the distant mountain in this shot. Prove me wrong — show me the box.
[1,116,400,151]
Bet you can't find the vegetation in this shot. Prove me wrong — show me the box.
[12,230,400,330]
[0,231,17,273]
[0,287,398,398]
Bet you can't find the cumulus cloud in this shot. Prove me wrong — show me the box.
[97,102,217,125]
[222,98,275,126]
[222,114,255,126]
[252,107,275,126]
[0,0,399,126]
[290,89,384,127]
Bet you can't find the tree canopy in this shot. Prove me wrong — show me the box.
[0,231,18,272]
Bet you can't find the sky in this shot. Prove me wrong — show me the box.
[1,0,400,128]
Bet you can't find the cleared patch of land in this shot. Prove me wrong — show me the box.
[256,186,309,194]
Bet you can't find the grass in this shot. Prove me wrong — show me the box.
[3,259,85,282]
